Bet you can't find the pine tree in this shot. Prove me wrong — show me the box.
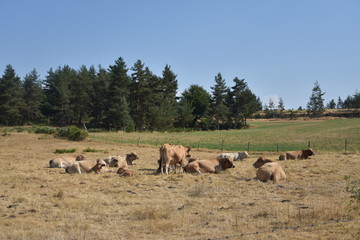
[337,97,343,109]
[71,65,94,124]
[181,85,211,129]
[43,66,77,124]
[278,97,285,118]
[105,57,133,130]
[23,69,44,123]
[210,73,229,130]
[307,81,325,117]
[176,98,194,128]
[90,66,110,126]
[326,99,336,109]
[0,65,25,125]
[229,77,261,128]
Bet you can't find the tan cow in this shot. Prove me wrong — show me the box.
[49,155,85,168]
[65,159,106,174]
[279,148,315,160]
[103,155,128,168]
[160,144,191,175]
[117,167,137,177]
[184,156,235,174]
[253,156,286,183]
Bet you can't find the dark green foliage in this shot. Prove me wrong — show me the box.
[33,126,57,134]
[56,126,88,141]
[23,69,45,123]
[54,148,76,154]
[0,65,25,125]
[307,81,325,116]
[210,73,229,130]
[326,99,336,109]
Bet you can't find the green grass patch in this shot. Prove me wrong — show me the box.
[83,147,108,154]
[54,148,76,154]
[89,119,360,152]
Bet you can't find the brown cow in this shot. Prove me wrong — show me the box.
[253,156,286,183]
[279,148,315,160]
[184,156,235,174]
[49,155,85,168]
[160,144,191,175]
[117,167,137,177]
[65,159,106,174]
[103,155,128,168]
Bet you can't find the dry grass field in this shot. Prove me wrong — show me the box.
[0,132,359,240]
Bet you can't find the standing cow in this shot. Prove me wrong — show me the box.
[160,144,191,175]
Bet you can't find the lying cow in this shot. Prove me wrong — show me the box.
[103,155,128,168]
[65,159,107,174]
[184,156,235,174]
[117,167,137,177]
[217,151,249,161]
[160,144,191,175]
[253,156,286,183]
[49,155,86,168]
[279,148,315,160]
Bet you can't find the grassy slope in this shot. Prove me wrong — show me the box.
[90,119,360,152]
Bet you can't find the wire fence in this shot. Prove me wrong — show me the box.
[206,217,360,240]
[90,133,360,153]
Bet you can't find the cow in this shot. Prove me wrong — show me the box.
[103,155,128,168]
[160,144,191,175]
[279,148,315,160]
[117,167,137,177]
[253,156,286,183]
[155,155,198,174]
[184,156,235,174]
[49,155,86,168]
[217,151,250,161]
[65,159,107,174]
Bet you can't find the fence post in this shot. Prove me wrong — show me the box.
[197,141,200,148]
[137,137,140,146]
[221,140,224,151]
[308,141,311,148]
[276,143,279,152]
[345,139,348,152]
[247,142,250,152]
[156,138,159,147]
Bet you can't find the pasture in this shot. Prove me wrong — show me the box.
[90,118,360,152]
[1,123,360,239]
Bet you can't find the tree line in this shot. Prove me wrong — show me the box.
[1,58,359,130]
[0,57,262,131]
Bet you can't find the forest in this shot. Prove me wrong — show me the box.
[0,57,359,131]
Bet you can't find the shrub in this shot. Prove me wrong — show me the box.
[54,149,76,154]
[33,126,58,134]
[56,126,88,141]
[345,176,360,201]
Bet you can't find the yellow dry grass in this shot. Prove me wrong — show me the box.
[0,132,359,240]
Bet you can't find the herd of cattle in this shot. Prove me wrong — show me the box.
[49,144,315,183]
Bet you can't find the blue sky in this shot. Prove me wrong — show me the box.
[1,0,359,109]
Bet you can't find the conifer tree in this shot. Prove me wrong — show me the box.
[23,69,44,123]
[0,65,25,125]
[307,81,325,116]
[105,57,133,130]
[210,73,229,130]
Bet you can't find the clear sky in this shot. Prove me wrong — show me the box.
[1,0,359,109]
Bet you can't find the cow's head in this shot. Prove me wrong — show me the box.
[126,152,139,163]
[220,156,235,170]
[92,159,106,173]
[303,148,315,158]
[253,156,273,168]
